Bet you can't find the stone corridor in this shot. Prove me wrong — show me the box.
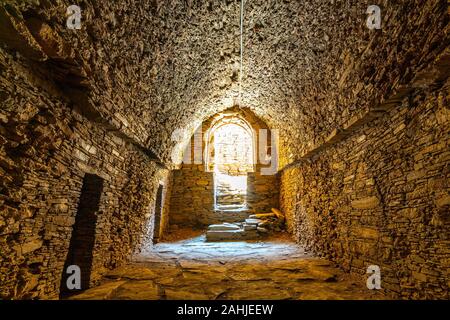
[0,1,449,301]
[70,232,383,300]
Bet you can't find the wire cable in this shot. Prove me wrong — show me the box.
[239,0,245,107]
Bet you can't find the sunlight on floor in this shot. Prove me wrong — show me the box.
[139,232,308,261]
[70,231,385,300]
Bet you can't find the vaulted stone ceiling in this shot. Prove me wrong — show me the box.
[1,0,448,166]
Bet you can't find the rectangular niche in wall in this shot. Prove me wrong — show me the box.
[59,173,104,298]
[153,184,164,244]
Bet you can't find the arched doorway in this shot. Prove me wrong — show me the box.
[205,118,255,211]
[169,107,279,227]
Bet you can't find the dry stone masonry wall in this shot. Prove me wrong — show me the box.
[0,26,171,299]
[0,0,448,301]
[170,107,279,227]
[280,82,450,299]
[170,164,279,227]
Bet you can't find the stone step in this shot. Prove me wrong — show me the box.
[205,217,272,242]
[257,227,269,233]
[208,223,241,231]
[243,223,257,231]
[206,229,245,241]
[245,218,263,225]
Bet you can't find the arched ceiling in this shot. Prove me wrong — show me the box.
[1,0,448,167]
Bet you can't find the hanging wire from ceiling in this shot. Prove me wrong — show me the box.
[238,0,245,108]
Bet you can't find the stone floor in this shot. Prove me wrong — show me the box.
[70,231,385,300]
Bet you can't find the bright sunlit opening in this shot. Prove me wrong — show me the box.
[211,122,254,211]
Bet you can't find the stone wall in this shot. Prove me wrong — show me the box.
[280,82,449,299]
[0,45,170,299]
[0,0,448,301]
[170,164,279,227]
[169,164,214,227]
[169,108,279,228]
[158,174,173,242]
[247,166,279,214]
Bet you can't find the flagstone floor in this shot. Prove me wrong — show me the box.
[70,231,385,300]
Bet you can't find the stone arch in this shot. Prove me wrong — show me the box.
[202,107,273,171]
[204,115,255,174]
[169,107,279,227]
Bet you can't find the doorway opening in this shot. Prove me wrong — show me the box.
[214,172,247,211]
[59,173,104,298]
[206,119,254,211]
[153,184,164,243]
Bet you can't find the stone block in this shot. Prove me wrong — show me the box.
[208,223,240,231]
[434,194,450,207]
[257,227,268,233]
[205,230,244,241]
[243,223,257,231]
[353,227,379,239]
[412,271,427,282]
[15,239,43,255]
[244,218,262,225]
[351,196,380,209]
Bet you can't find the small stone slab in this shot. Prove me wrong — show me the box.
[165,288,210,300]
[112,280,160,300]
[243,223,257,231]
[105,266,157,280]
[208,223,241,231]
[69,280,127,300]
[206,230,245,241]
[351,196,379,209]
[245,218,262,225]
[257,227,269,233]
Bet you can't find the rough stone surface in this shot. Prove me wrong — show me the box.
[0,0,448,300]
[280,83,450,300]
[0,22,173,298]
[70,233,384,300]
[169,108,279,227]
